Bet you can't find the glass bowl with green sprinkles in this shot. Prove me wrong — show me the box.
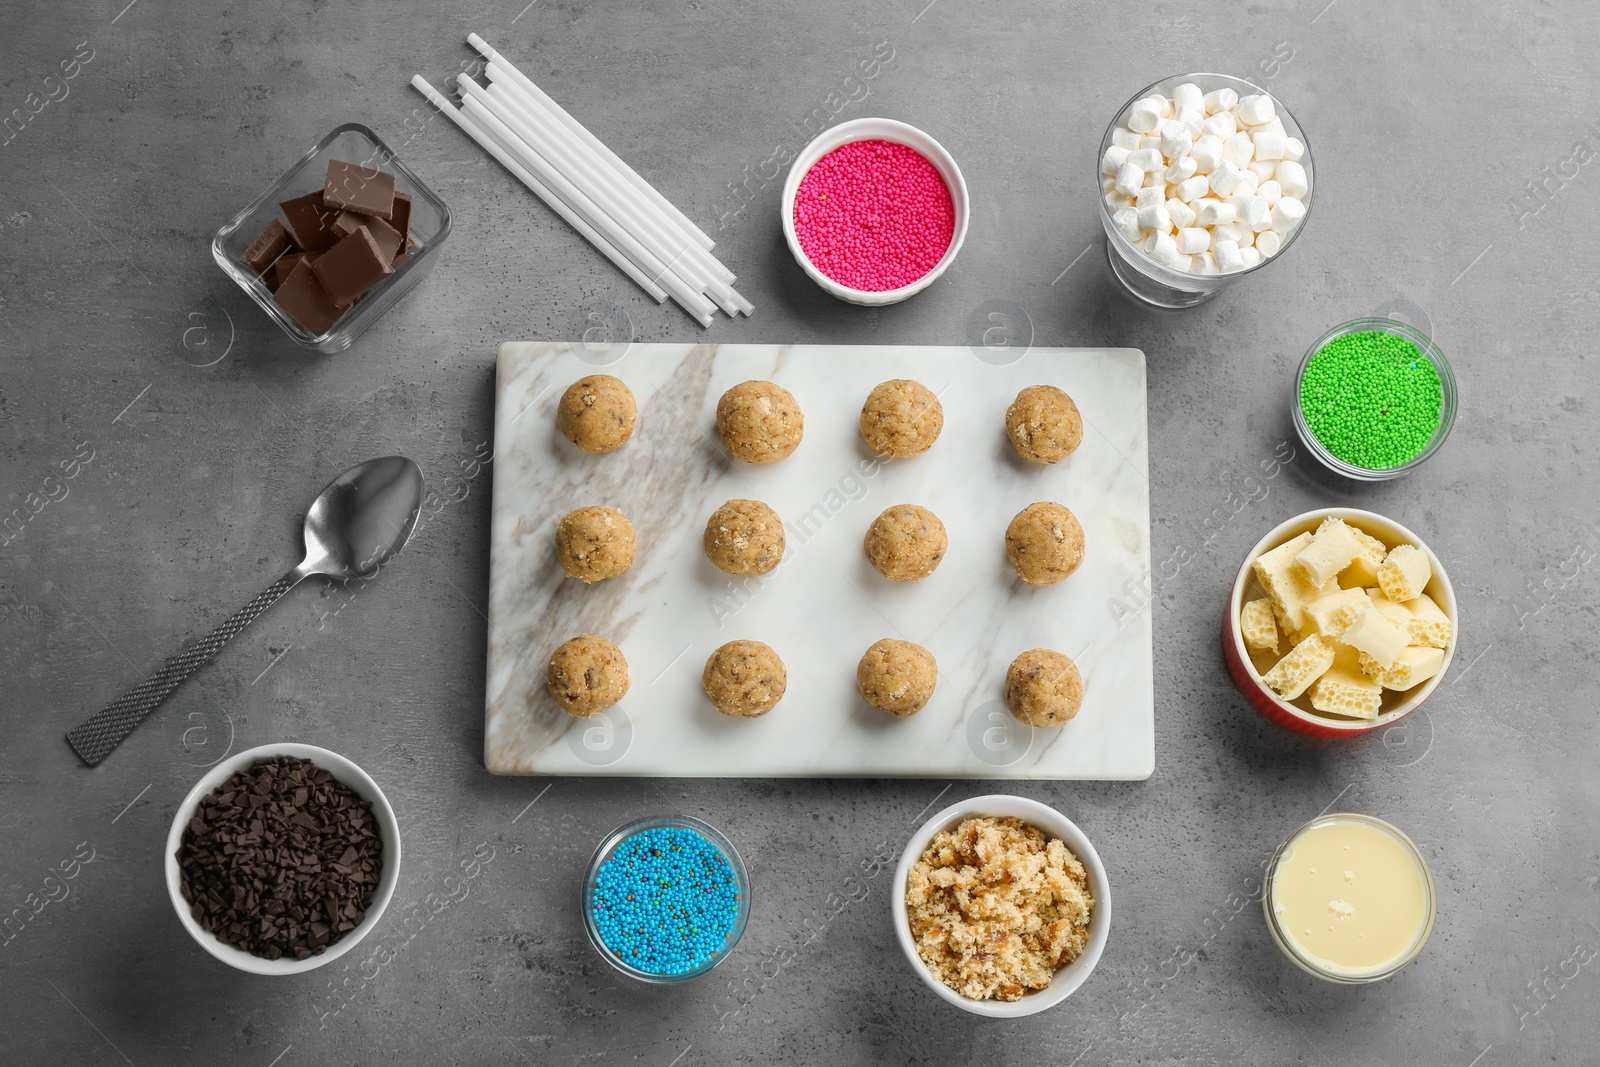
[581,814,750,984]
[1293,318,1457,480]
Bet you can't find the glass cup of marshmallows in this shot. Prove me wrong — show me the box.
[1097,73,1314,308]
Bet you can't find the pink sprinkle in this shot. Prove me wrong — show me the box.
[792,139,955,292]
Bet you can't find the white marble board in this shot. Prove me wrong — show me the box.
[485,343,1153,779]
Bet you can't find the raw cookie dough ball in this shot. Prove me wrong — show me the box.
[1005,502,1085,586]
[557,375,637,454]
[702,640,787,718]
[856,639,938,717]
[1004,649,1083,728]
[704,499,785,576]
[717,380,804,463]
[1005,385,1083,464]
[555,506,636,583]
[864,505,947,581]
[860,379,944,458]
[547,634,629,718]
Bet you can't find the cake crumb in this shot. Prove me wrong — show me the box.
[904,816,1094,1001]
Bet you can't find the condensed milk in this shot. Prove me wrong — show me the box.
[1265,814,1435,982]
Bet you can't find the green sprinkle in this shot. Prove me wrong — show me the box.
[1300,330,1443,469]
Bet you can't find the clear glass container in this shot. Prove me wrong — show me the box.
[1263,813,1436,984]
[212,123,451,355]
[581,814,750,984]
[1293,317,1458,480]
[1097,73,1315,308]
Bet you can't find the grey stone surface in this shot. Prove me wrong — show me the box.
[2,0,1598,1063]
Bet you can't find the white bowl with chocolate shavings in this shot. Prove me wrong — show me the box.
[164,743,401,975]
[892,794,1110,1017]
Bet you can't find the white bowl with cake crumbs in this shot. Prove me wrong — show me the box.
[892,795,1110,1017]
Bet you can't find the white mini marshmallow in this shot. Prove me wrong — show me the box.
[1239,246,1262,269]
[1236,94,1277,126]
[1212,221,1248,245]
[1248,159,1277,181]
[1112,206,1141,241]
[1195,199,1234,226]
[1223,131,1255,168]
[1114,162,1144,196]
[1254,229,1282,257]
[1175,226,1210,254]
[1142,232,1161,254]
[1177,105,1205,138]
[1238,168,1261,193]
[1176,175,1211,202]
[1191,250,1218,275]
[1284,137,1306,162]
[1203,87,1238,114]
[1104,192,1128,212]
[1141,133,1164,151]
[1202,110,1237,139]
[1240,195,1271,229]
[1208,160,1246,196]
[1101,144,1131,176]
[1164,155,1198,184]
[1160,249,1193,272]
[1271,196,1306,230]
[1213,239,1245,271]
[1257,180,1282,205]
[1191,134,1223,173]
[1151,231,1179,262]
[1257,116,1287,137]
[1236,228,1254,247]
[1167,198,1197,230]
[1275,160,1308,199]
[1112,127,1142,151]
[1160,121,1192,158]
[1135,184,1163,209]
[1128,97,1164,133]
[1130,148,1164,171]
[1137,201,1172,233]
[1252,129,1286,161]
[1158,95,1174,118]
[1173,82,1205,114]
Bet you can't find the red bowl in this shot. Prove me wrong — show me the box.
[1225,508,1458,737]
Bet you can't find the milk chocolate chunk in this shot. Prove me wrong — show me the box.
[332,211,402,261]
[389,191,412,250]
[323,159,395,218]
[311,226,394,307]
[273,258,343,334]
[242,218,292,275]
[267,252,310,292]
[280,190,340,253]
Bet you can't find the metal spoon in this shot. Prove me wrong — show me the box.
[66,456,425,767]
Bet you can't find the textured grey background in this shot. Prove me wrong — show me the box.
[2,0,1598,1064]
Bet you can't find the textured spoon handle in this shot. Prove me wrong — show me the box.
[66,571,303,767]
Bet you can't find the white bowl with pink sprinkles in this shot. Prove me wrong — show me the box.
[782,117,969,306]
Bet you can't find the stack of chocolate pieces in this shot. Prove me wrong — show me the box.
[240,159,420,336]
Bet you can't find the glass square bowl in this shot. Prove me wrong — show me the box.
[212,123,451,355]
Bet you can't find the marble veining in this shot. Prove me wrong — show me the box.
[485,343,1153,778]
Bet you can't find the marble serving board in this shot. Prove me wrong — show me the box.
[485,343,1153,779]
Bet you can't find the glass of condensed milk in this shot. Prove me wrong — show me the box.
[1264,813,1436,983]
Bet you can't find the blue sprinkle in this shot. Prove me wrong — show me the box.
[590,827,741,976]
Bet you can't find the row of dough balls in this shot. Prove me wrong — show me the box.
[557,374,1086,465]
[556,500,1086,586]
[547,635,1084,727]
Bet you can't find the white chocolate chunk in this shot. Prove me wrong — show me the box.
[1377,544,1431,603]
[1310,666,1382,720]
[1360,645,1445,691]
[1366,588,1414,627]
[1262,633,1335,700]
[1341,608,1412,670]
[1402,593,1453,650]
[1252,532,1339,632]
[1295,519,1365,586]
[1304,587,1371,639]
[1242,598,1280,654]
